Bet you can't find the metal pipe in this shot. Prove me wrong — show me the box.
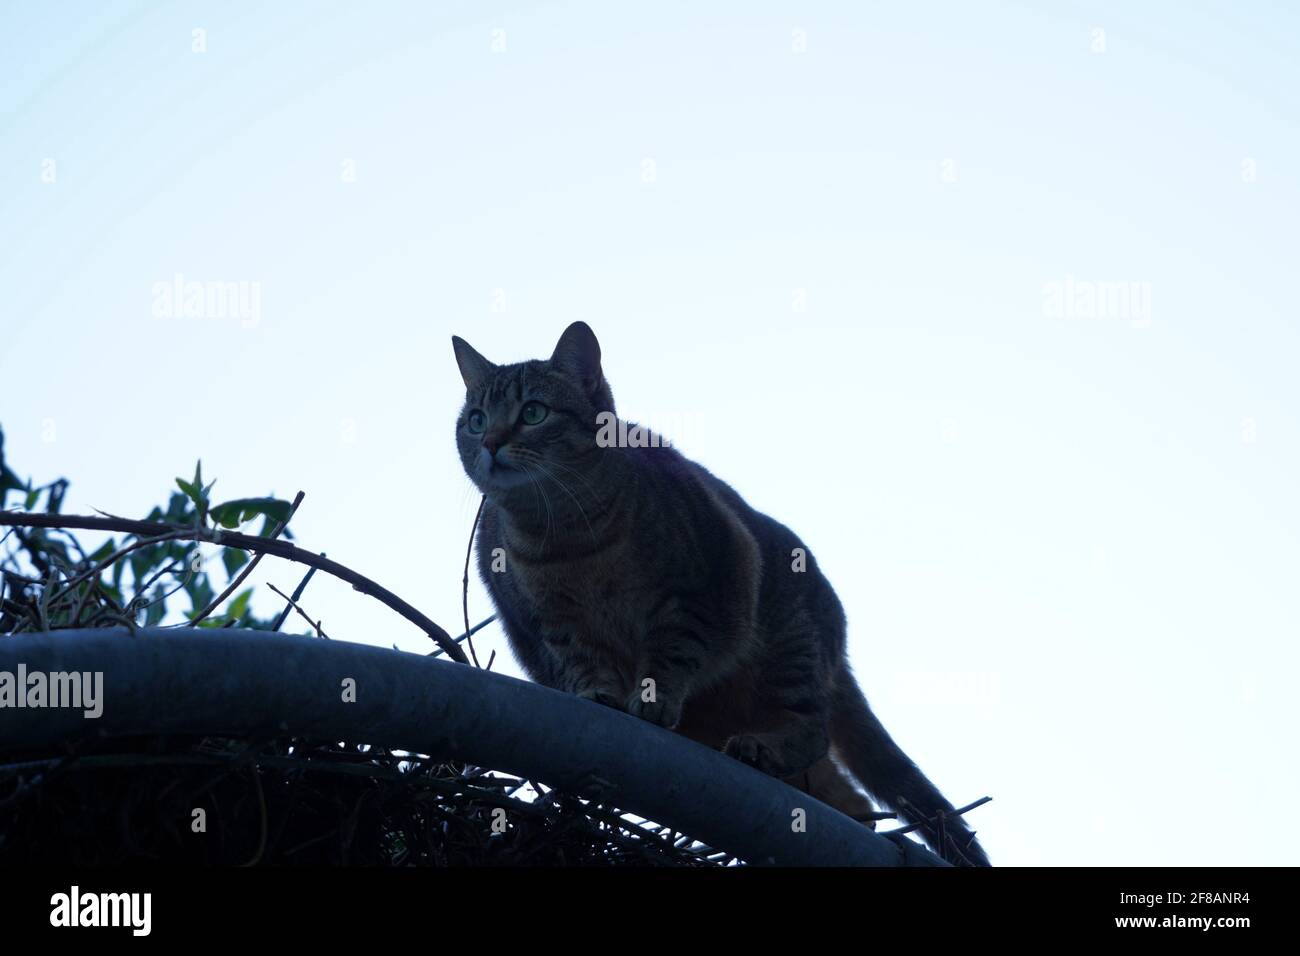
[0,628,943,866]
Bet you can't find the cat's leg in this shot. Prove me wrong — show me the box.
[543,630,628,709]
[625,624,712,729]
[724,639,831,777]
[724,716,828,779]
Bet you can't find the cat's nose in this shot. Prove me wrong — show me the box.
[482,434,503,458]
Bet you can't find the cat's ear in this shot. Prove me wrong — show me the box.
[550,321,604,397]
[451,335,495,390]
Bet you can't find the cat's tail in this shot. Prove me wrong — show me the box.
[830,669,990,866]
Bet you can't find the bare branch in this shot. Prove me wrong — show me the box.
[461,495,487,667]
[267,582,330,640]
[0,511,468,663]
[272,561,321,631]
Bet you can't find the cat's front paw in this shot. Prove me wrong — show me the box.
[625,691,682,729]
[725,734,789,777]
[573,686,622,710]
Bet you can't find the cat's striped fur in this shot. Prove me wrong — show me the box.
[452,322,989,865]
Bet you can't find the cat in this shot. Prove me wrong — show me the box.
[452,321,989,866]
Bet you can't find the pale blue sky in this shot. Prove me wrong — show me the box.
[2,1,1297,865]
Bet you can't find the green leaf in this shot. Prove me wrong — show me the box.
[194,462,216,523]
[165,490,192,523]
[185,574,214,615]
[46,479,66,514]
[88,539,117,563]
[128,549,153,588]
[210,497,291,531]
[168,541,196,567]
[175,465,213,523]
[221,548,249,578]
[228,587,253,621]
[174,478,199,516]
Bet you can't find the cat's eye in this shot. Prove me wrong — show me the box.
[520,401,548,426]
[466,410,487,434]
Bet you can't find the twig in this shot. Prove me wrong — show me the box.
[461,496,486,667]
[884,795,991,837]
[193,490,305,625]
[127,560,187,615]
[0,512,468,663]
[272,562,321,631]
[430,614,497,659]
[64,530,194,625]
[267,582,330,639]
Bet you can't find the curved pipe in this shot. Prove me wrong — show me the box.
[0,628,943,866]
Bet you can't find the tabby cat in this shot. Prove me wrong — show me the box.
[452,322,988,866]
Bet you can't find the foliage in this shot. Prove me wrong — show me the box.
[0,425,292,635]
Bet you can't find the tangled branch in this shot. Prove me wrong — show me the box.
[0,511,468,663]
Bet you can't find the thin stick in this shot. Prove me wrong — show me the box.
[884,795,992,837]
[128,560,184,613]
[461,496,487,668]
[67,530,194,625]
[272,561,321,631]
[0,511,468,663]
[430,614,497,659]
[267,582,330,639]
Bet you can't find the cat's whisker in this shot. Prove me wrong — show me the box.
[517,462,555,549]
[529,455,601,500]
[529,458,597,545]
[530,462,566,546]
[522,461,544,521]
[508,447,598,542]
